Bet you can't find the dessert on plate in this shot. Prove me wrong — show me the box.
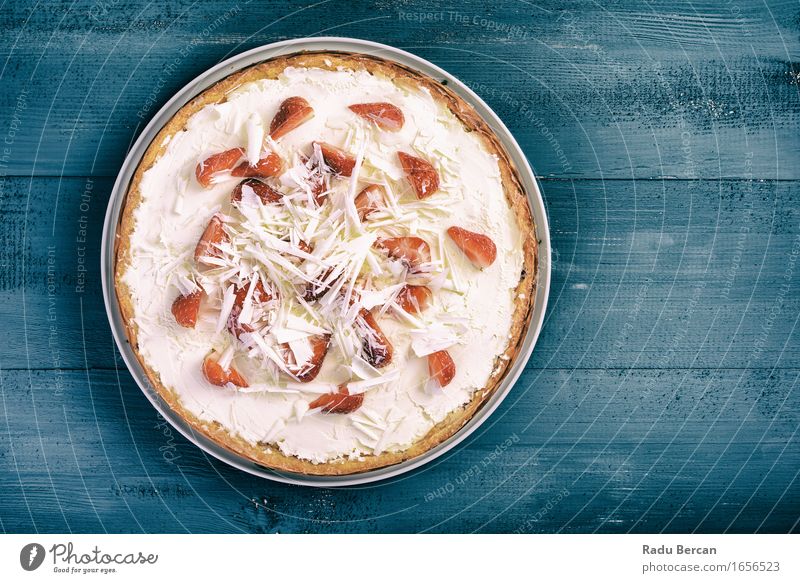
[115,52,537,475]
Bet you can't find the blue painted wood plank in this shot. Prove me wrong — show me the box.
[0,177,798,372]
[0,0,797,178]
[0,368,797,533]
[0,0,798,534]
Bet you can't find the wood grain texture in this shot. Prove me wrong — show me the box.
[0,0,798,533]
[0,0,798,178]
[0,368,797,533]
[3,177,796,370]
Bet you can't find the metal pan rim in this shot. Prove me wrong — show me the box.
[101,36,551,487]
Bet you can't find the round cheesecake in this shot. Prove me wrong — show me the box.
[115,51,537,475]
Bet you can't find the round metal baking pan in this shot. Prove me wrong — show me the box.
[101,37,551,487]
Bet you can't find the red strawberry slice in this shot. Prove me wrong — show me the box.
[299,152,330,204]
[236,279,271,305]
[303,267,338,302]
[446,226,497,268]
[227,279,273,338]
[309,384,364,414]
[270,96,314,139]
[398,152,439,199]
[396,285,432,314]
[231,152,283,179]
[279,334,331,383]
[375,236,431,268]
[356,309,393,368]
[316,142,356,176]
[231,179,283,204]
[354,184,386,220]
[202,354,248,387]
[171,291,203,328]
[194,214,229,264]
[310,175,328,204]
[195,148,245,188]
[307,168,328,204]
[428,350,456,388]
[348,102,404,131]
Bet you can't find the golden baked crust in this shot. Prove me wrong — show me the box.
[114,51,538,476]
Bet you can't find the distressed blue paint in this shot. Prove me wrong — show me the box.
[0,0,798,533]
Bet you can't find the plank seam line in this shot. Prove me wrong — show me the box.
[7,367,800,373]
[5,176,800,183]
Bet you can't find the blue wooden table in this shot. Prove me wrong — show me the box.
[1,0,798,533]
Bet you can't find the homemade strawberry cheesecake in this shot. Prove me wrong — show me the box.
[115,52,537,475]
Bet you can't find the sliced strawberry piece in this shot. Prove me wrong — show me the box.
[396,285,432,314]
[310,175,328,204]
[348,102,404,131]
[231,178,283,204]
[270,96,314,139]
[299,152,330,204]
[231,151,283,179]
[354,184,386,220]
[428,350,456,388]
[241,279,271,305]
[302,267,338,302]
[227,279,272,338]
[446,226,497,268]
[398,152,439,199]
[356,309,393,368]
[316,142,356,177]
[202,354,248,387]
[195,148,245,188]
[279,334,331,383]
[194,214,229,264]
[309,384,364,414]
[171,290,203,328]
[374,236,431,268]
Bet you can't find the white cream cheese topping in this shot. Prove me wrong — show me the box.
[124,66,524,464]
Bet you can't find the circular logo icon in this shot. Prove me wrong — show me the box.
[20,543,46,571]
